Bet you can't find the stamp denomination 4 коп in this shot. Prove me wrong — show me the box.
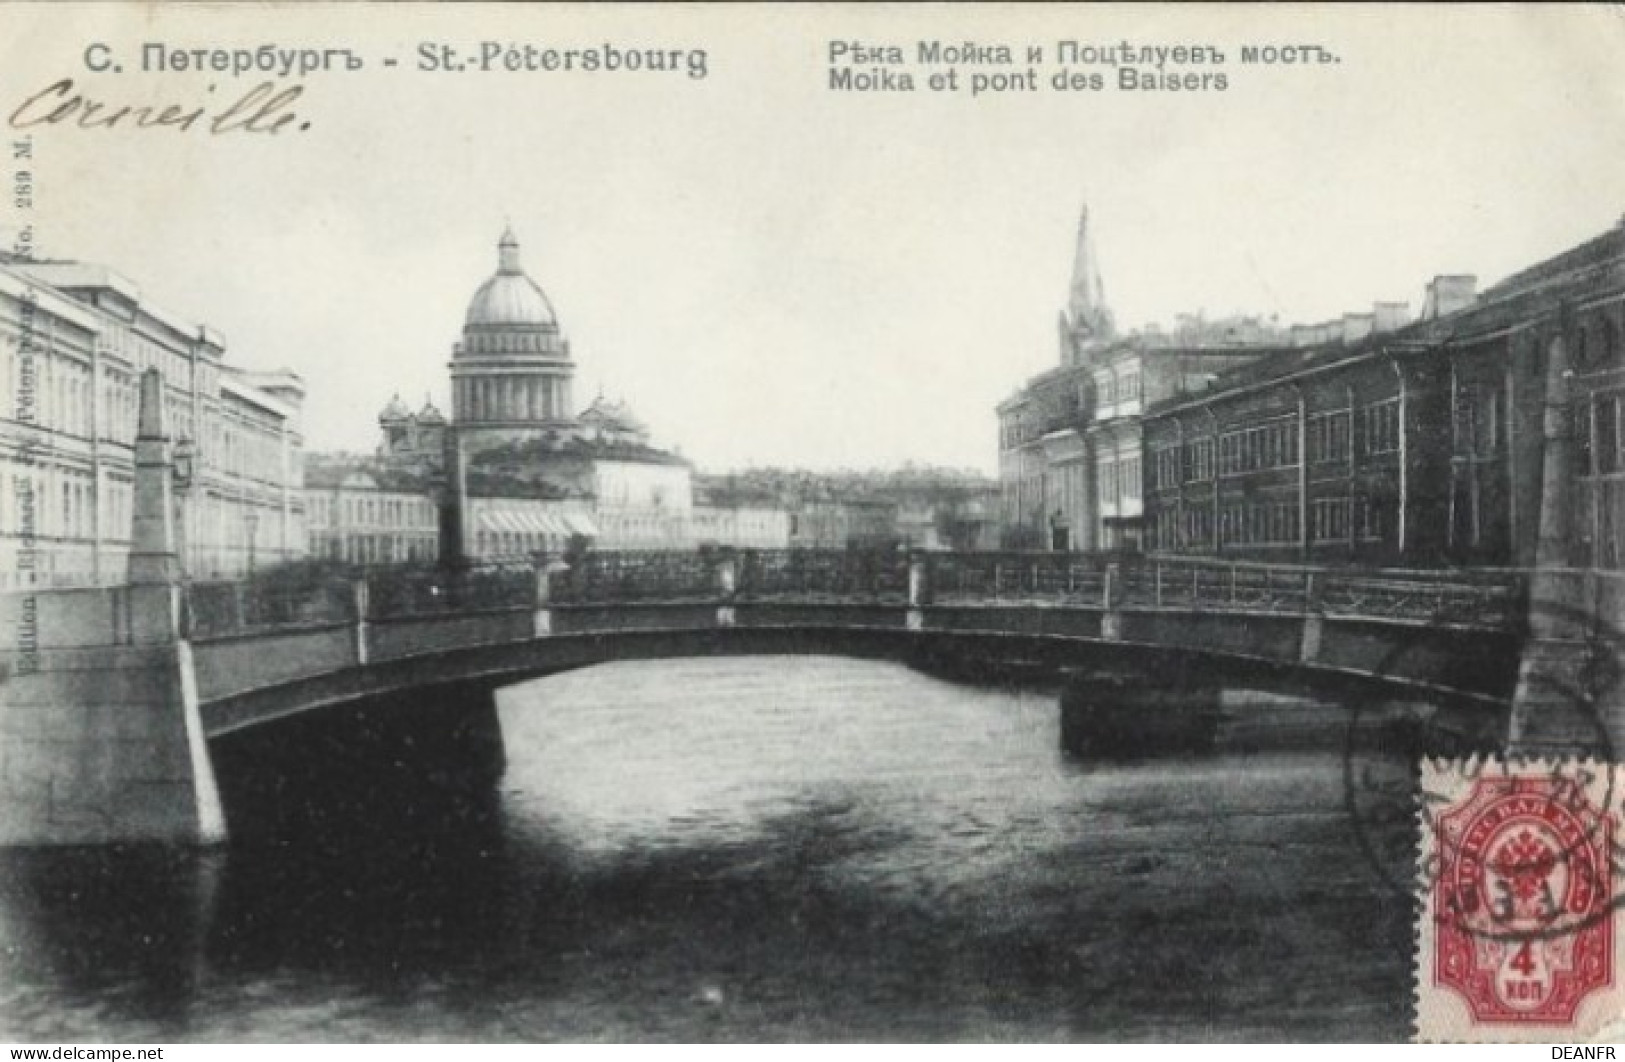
[1417,759,1625,1041]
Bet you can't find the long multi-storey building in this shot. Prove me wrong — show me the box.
[0,254,304,587]
[1141,219,1625,568]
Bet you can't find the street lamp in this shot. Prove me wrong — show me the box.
[172,436,196,579]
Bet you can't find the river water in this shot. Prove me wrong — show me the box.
[0,656,1415,1042]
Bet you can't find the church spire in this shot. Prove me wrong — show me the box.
[1063,204,1114,354]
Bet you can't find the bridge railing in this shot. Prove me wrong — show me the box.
[365,562,537,618]
[1108,558,1524,626]
[1117,558,1312,612]
[549,550,718,603]
[1317,570,1525,627]
[187,575,357,639]
[180,549,1529,639]
[929,552,1107,604]
[736,549,910,602]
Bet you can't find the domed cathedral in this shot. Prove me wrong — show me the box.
[441,226,695,552]
[449,226,578,452]
[352,227,699,554]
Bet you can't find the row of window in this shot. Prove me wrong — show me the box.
[1097,369,1141,406]
[3,344,295,492]
[1098,456,1142,504]
[1149,494,1395,549]
[1219,420,1299,477]
[318,532,436,565]
[1221,501,1299,546]
[101,321,201,399]
[474,529,569,558]
[1149,399,1405,489]
[0,464,294,559]
[1306,412,1352,464]
[308,491,437,529]
[0,467,123,541]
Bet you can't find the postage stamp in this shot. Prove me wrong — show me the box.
[1416,759,1625,1042]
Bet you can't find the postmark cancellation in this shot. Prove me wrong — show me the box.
[1416,759,1625,1042]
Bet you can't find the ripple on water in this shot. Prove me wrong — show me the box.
[0,656,1411,1041]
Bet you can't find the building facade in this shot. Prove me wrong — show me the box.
[305,462,439,566]
[1141,219,1625,568]
[0,254,304,588]
[997,207,1281,551]
[690,504,791,550]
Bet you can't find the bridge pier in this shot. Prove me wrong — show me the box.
[0,372,225,845]
[1509,331,1620,757]
[1509,571,1624,756]
[0,585,226,846]
[1059,669,1223,760]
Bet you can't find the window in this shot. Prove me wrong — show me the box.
[1312,497,1350,542]
[1184,438,1215,482]
[1120,457,1141,501]
[1154,447,1181,490]
[1359,399,1401,455]
[1596,396,1619,476]
[1355,495,1393,541]
[1308,413,1351,464]
[1183,507,1212,546]
[1485,389,1501,455]
[1098,460,1116,503]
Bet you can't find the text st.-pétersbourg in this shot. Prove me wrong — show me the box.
[88,41,709,79]
[6,41,712,135]
[831,40,1341,95]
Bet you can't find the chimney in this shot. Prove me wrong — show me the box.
[1372,301,1411,333]
[1342,313,1375,345]
[1422,275,1478,320]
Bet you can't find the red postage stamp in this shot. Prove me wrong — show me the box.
[1417,760,1625,1041]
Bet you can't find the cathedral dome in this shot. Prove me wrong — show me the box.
[464,227,557,328]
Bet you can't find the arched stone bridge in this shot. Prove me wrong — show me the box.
[189,550,1526,737]
[0,547,1598,847]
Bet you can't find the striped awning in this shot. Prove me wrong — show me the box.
[475,509,600,540]
[477,510,570,538]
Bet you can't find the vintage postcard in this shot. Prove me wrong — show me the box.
[1,1,1623,1045]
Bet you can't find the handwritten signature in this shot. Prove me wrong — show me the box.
[9,79,309,135]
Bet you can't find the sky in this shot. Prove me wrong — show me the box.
[3,4,1624,475]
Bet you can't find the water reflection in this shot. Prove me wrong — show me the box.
[1,657,1413,1041]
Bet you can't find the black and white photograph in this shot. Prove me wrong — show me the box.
[0,2,1623,1045]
